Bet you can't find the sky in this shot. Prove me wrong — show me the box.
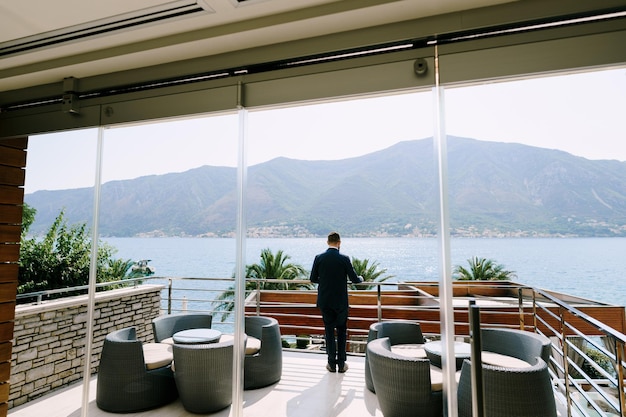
[24,67,626,194]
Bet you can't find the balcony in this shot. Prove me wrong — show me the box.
[9,279,626,417]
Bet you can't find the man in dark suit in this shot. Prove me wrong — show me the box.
[310,231,363,373]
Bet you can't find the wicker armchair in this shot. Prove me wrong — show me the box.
[173,338,234,414]
[481,327,552,365]
[457,356,557,417]
[367,337,443,417]
[151,312,213,343]
[244,316,283,389]
[365,320,426,392]
[96,327,178,413]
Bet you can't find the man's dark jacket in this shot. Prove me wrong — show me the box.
[310,248,362,309]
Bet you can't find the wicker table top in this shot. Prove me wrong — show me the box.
[173,328,222,344]
[423,341,471,370]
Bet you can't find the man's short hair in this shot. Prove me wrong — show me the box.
[327,232,341,243]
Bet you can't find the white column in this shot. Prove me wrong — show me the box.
[81,126,105,417]
[232,92,249,417]
[433,44,458,417]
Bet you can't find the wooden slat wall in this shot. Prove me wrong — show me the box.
[247,289,626,341]
[0,137,26,417]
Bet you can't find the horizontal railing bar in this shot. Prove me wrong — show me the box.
[568,359,620,414]
[534,287,626,343]
[16,276,147,299]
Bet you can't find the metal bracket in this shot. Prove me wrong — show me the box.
[62,77,80,114]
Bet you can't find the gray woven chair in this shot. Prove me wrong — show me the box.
[481,327,552,365]
[151,312,213,343]
[367,337,442,417]
[364,322,384,392]
[457,356,557,417]
[365,320,426,392]
[244,315,283,389]
[173,337,234,414]
[96,327,178,413]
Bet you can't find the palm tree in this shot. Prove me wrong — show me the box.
[350,257,394,290]
[245,248,309,289]
[101,259,135,281]
[213,248,311,321]
[453,257,516,281]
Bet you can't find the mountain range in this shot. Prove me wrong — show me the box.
[24,137,626,238]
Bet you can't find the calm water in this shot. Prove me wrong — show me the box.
[103,237,626,307]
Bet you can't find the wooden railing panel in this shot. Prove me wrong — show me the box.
[248,285,626,341]
[256,290,422,306]
[537,306,626,337]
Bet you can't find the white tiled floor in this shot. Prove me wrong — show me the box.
[8,350,382,417]
[8,349,571,417]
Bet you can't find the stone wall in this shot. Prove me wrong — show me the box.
[9,285,163,408]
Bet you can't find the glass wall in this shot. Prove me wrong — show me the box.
[26,114,242,309]
[245,92,436,273]
[21,128,100,410]
[20,90,440,411]
[443,67,626,306]
[20,114,241,412]
[22,128,99,295]
[17,57,626,417]
[100,114,240,325]
[243,91,437,348]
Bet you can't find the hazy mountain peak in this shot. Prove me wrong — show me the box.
[25,137,626,237]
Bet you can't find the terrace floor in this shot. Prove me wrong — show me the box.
[8,350,383,417]
[8,348,576,417]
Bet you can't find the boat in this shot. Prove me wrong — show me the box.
[131,260,155,276]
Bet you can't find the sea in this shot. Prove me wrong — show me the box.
[103,237,626,308]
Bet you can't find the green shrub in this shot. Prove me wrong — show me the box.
[581,346,615,379]
[18,208,132,296]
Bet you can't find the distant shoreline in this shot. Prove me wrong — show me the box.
[124,230,614,239]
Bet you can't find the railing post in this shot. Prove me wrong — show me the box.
[256,280,260,316]
[615,338,626,417]
[518,287,525,331]
[469,302,484,417]
[168,278,172,314]
[376,284,382,322]
[532,290,537,333]
[559,305,573,417]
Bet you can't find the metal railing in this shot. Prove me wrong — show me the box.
[15,276,147,304]
[530,287,626,417]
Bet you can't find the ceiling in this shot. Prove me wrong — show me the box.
[0,0,516,92]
